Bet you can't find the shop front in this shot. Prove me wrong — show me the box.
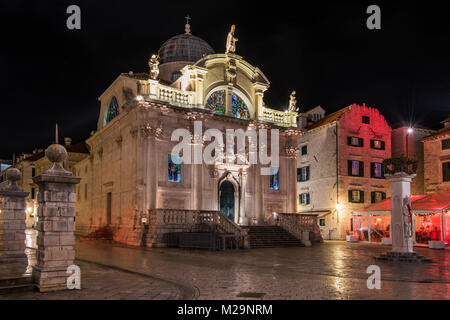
[352,194,450,247]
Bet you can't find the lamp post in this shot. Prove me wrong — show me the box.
[406,127,414,158]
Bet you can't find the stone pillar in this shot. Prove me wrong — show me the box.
[0,168,28,264]
[32,143,81,292]
[386,172,416,254]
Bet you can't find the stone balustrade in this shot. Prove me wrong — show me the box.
[146,209,248,248]
[277,213,323,245]
[259,107,298,127]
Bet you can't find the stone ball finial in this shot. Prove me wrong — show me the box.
[45,144,68,164]
[6,168,21,182]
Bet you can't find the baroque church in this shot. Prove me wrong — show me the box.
[73,21,303,245]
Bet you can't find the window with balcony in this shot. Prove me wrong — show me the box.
[348,160,364,177]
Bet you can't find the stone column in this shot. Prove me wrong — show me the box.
[0,168,28,264]
[32,143,81,292]
[386,172,416,254]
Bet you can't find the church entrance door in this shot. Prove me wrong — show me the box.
[219,180,235,221]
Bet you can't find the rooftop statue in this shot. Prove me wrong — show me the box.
[149,54,160,80]
[288,91,299,112]
[225,25,238,54]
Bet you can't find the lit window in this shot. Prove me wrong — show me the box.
[299,193,310,205]
[349,190,364,203]
[348,136,363,147]
[371,140,385,150]
[371,163,383,178]
[371,191,386,203]
[348,160,364,177]
[269,167,279,190]
[168,155,181,183]
[103,96,120,126]
[231,93,249,120]
[297,166,310,182]
[205,90,226,115]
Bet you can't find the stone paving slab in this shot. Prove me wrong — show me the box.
[0,240,449,300]
[0,259,184,300]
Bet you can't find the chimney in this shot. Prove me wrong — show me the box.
[64,137,72,146]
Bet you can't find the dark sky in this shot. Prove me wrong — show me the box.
[1,1,450,159]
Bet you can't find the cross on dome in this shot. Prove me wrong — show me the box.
[185,15,191,34]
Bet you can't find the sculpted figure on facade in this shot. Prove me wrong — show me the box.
[225,25,238,54]
[148,54,160,80]
[288,91,299,112]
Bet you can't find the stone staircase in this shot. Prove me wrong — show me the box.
[246,226,305,248]
[0,274,34,295]
[80,226,114,240]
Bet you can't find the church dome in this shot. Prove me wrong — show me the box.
[158,33,215,64]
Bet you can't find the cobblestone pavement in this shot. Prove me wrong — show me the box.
[1,240,449,300]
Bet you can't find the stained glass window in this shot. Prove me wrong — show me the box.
[269,167,279,190]
[103,96,120,126]
[231,93,249,120]
[168,155,181,183]
[205,90,226,115]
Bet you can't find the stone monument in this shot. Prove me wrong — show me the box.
[376,157,431,262]
[32,143,81,291]
[0,168,28,264]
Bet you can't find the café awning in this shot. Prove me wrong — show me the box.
[353,194,450,216]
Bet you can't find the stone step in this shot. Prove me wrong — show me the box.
[0,275,32,287]
[246,226,304,248]
[0,283,35,295]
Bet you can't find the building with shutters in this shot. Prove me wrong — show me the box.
[297,104,392,240]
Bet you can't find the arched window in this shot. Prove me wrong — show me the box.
[103,96,120,126]
[231,93,249,120]
[205,90,226,115]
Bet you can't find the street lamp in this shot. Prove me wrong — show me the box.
[406,127,414,158]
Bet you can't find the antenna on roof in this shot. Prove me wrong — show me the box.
[185,15,191,34]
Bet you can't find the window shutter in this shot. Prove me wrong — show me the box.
[370,163,374,178]
[360,191,364,203]
[443,163,448,182]
[360,162,364,177]
[382,192,386,200]
[306,166,310,181]
[359,138,364,147]
[381,141,385,150]
[297,168,301,182]
[348,190,353,202]
[348,160,352,176]
[347,136,352,146]
[371,192,375,203]
[306,193,310,204]
[370,140,374,149]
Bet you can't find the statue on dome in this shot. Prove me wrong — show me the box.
[148,54,160,80]
[288,91,299,112]
[225,25,238,54]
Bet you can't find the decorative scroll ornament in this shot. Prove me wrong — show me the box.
[403,197,413,238]
[284,145,299,158]
[225,57,237,84]
[141,123,163,138]
[148,54,160,80]
[288,91,299,112]
[382,157,418,175]
[209,166,219,178]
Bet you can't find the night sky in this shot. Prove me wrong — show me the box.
[1,1,450,159]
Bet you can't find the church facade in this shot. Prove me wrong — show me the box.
[74,23,301,245]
